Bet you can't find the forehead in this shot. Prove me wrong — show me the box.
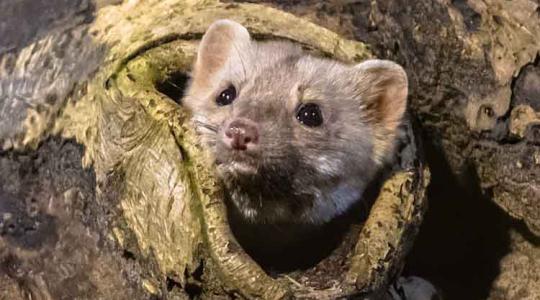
[237,43,302,82]
[249,60,301,92]
[236,46,342,90]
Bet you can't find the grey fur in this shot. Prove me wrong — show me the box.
[184,20,407,225]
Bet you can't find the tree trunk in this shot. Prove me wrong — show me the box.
[4,0,538,299]
[0,1,428,299]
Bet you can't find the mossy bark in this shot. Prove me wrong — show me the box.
[0,1,428,299]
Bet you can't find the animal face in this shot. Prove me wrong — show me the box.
[183,20,408,224]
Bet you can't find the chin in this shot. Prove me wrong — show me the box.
[216,160,258,178]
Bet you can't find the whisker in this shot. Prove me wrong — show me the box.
[166,79,184,91]
[194,120,219,133]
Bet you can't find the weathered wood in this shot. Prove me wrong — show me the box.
[0,1,428,299]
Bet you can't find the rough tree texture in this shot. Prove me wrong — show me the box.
[3,0,537,298]
[0,1,429,299]
[360,2,540,299]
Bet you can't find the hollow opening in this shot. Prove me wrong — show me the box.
[150,63,379,284]
[150,63,368,277]
[154,71,190,104]
[141,39,423,294]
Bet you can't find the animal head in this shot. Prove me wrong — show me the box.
[183,20,408,223]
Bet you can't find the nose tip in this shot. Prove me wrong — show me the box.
[224,118,259,151]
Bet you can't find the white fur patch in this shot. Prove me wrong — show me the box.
[315,155,341,176]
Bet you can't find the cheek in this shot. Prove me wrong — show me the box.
[290,125,334,166]
[312,155,344,177]
[291,121,329,144]
[304,128,375,177]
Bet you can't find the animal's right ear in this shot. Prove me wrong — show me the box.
[192,20,251,87]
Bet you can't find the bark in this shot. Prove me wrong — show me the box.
[0,1,428,299]
[369,0,540,237]
[360,2,540,299]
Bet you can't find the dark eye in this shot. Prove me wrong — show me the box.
[296,103,323,127]
[216,85,236,106]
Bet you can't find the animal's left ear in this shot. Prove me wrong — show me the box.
[354,59,408,162]
[355,59,408,134]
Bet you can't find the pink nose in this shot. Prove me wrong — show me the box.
[224,118,259,151]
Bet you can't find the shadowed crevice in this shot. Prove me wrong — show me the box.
[155,71,190,104]
[404,135,512,300]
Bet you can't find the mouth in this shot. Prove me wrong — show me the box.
[215,140,261,177]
